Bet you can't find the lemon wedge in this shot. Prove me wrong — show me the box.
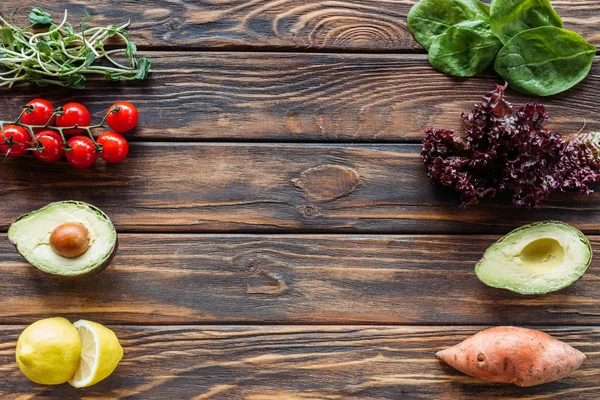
[68,320,123,388]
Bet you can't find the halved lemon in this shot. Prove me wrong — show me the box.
[68,320,123,388]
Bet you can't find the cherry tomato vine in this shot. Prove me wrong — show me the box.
[0,100,136,168]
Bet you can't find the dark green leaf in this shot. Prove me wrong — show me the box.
[63,27,75,46]
[1,27,14,47]
[135,57,151,80]
[106,25,118,37]
[429,20,503,77]
[36,41,52,56]
[407,0,490,50]
[28,7,53,26]
[125,41,137,59]
[49,24,62,41]
[494,26,596,96]
[84,51,96,68]
[53,51,68,63]
[67,74,86,89]
[490,0,562,44]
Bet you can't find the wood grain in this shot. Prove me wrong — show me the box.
[2,53,599,142]
[3,143,600,234]
[0,325,598,399]
[1,2,599,398]
[2,1,599,51]
[2,233,600,325]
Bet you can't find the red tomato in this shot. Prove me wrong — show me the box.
[21,99,55,130]
[0,125,30,158]
[56,102,91,135]
[65,136,97,168]
[106,101,138,133]
[33,130,64,163]
[97,132,129,163]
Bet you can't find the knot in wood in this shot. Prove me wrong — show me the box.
[293,164,360,202]
[301,205,318,218]
[245,262,258,273]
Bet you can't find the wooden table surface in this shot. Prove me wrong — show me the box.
[1,1,600,399]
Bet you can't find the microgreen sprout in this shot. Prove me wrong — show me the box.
[0,7,151,89]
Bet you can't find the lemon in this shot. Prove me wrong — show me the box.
[16,317,81,385]
[68,320,123,388]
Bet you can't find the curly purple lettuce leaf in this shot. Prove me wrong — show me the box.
[422,84,600,208]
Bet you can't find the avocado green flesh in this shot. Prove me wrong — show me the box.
[7,202,117,276]
[475,221,591,295]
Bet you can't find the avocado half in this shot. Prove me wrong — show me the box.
[8,201,118,277]
[475,221,592,295]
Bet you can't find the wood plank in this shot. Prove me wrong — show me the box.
[2,53,600,142]
[2,233,600,325]
[3,143,600,234]
[0,325,598,398]
[2,1,599,51]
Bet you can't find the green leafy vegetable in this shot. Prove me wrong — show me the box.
[0,8,151,89]
[494,26,595,96]
[428,20,503,77]
[28,7,53,26]
[408,0,595,95]
[407,0,490,50]
[490,0,562,44]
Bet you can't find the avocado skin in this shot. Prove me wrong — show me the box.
[9,201,118,278]
[475,221,592,295]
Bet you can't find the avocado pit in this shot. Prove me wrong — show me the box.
[50,222,90,259]
[519,238,565,273]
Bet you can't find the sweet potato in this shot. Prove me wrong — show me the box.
[437,326,586,387]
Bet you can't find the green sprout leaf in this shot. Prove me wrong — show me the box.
[28,7,53,26]
[1,27,14,46]
[135,57,151,80]
[49,24,62,41]
[83,51,96,68]
[106,25,118,37]
[67,74,87,89]
[125,41,137,59]
[36,41,52,56]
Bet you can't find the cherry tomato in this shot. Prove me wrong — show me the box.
[97,132,129,163]
[0,125,30,158]
[106,101,138,133]
[21,99,55,130]
[65,136,97,168]
[56,102,91,135]
[33,130,64,163]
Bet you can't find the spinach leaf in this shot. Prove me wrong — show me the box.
[490,0,562,44]
[408,0,490,50]
[429,20,503,77]
[494,27,596,96]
